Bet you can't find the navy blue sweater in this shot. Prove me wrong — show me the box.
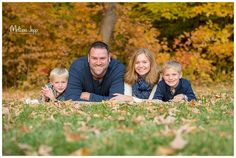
[64,57,125,102]
[153,78,197,102]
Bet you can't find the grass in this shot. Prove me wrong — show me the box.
[2,83,234,155]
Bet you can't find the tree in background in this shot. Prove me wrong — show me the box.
[133,2,233,81]
[2,2,233,89]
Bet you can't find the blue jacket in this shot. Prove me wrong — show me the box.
[153,78,197,102]
[64,57,125,102]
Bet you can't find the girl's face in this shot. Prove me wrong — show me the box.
[134,53,151,77]
[51,76,68,93]
[162,68,182,88]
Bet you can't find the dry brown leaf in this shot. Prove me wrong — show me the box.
[181,118,197,124]
[117,116,126,122]
[176,124,196,135]
[214,94,221,99]
[18,143,32,150]
[154,115,175,125]
[170,134,188,150]
[38,145,52,156]
[76,110,87,116]
[206,107,213,113]
[156,146,176,155]
[168,107,179,116]
[105,100,120,108]
[64,124,86,142]
[93,114,100,118]
[18,143,38,155]
[20,125,30,133]
[159,107,165,113]
[116,125,134,134]
[192,107,200,114]
[189,100,196,107]
[2,107,10,115]
[133,115,145,124]
[160,125,175,136]
[219,132,226,137]
[2,107,11,123]
[70,148,90,156]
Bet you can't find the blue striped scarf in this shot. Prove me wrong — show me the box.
[132,77,152,99]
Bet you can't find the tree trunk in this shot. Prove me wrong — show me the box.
[100,3,117,45]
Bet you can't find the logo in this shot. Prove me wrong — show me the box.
[9,25,38,34]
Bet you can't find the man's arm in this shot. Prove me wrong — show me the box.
[89,63,125,102]
[64,61,83,101]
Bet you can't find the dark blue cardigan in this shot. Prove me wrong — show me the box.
[64,57,125,102]
[153,78,197,102]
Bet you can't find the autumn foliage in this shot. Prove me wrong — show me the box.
[3,2,233,88]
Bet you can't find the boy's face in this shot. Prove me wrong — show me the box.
[162,68,182,88]
[50,76,68,94]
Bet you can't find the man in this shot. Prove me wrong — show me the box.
[65,41,125,102]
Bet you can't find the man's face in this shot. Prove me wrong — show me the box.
[162,68,182,88]
[88,48,110,80]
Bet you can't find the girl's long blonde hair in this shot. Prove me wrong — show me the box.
[125,48,159,86]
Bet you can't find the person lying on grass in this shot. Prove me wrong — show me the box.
[153,60,197,102]
[39,67,69,102]
[110,48,160,102]
[64,41,125,102]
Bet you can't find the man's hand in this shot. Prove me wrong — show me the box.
[110,93,133,102]
[80,92,91,101]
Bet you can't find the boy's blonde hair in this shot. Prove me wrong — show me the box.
[162,60,182,74]
[49,67,69,81]
[125,48,159,85]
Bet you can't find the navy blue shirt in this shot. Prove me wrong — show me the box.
[153,78,197,102]
[64,57,125,102]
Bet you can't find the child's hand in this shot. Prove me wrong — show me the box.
[41,86,56,101]
[172,94,187,102]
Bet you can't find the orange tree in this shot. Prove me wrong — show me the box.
[3,2,233,88]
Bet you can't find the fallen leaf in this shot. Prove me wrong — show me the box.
[38,145,52,156]
[64,124,86,142]
[189,100,196,107]
[18,143,32,150]
[206,107,213,113]
[20,125,30,133]
[160,125,175,136]
[2,107,10,115]
[133,115,145,124]
[170,134,188,150]
[70,148,90,156]
[168,107,179,116]
[117,116,126,122]
[154,115,175,125]
[156,146,176,155]
[93,114,100,118]
[176,124,197,135]
[192,107,200,114]
[215,94,221,99]
[116,125,134,134]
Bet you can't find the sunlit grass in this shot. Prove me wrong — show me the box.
[2,83,234,155]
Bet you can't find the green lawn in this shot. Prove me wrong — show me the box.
[2,84,234,155]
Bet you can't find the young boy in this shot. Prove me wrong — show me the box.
[39,67,69,102]
[153,60,196,102]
